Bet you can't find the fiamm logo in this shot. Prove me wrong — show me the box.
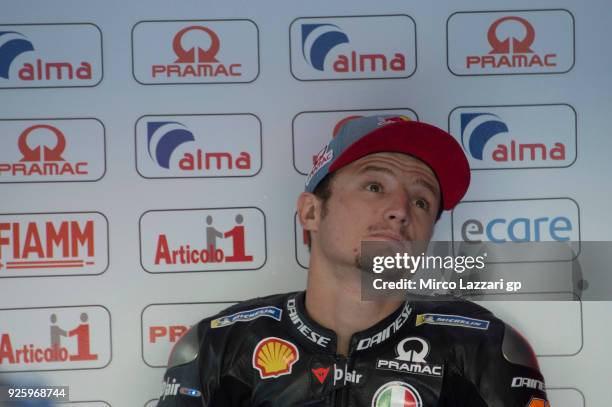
[0,212,109,278]
[135,114,261,178]
[139,207,266,273]
[0,305,111,372]
[290,15,416,80]
[0,119,106,183]
[447,10,574,75]
[132,20,259,84]
[0,24,102,88]
[449,104,576,169]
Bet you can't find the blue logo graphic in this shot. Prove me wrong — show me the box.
[0,31,34,79]
[301,24,349,71]
[210,306,282,328]
[416,313,490,330]
[460,113,509,160]
[147,122,195,169]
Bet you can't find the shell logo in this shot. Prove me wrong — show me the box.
[252,337,299,379]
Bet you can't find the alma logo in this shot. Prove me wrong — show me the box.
[140,207,266,273]
[447,10,575,75]
[290,15,416,80]
[0,212,109,278]
[142,302,233,367]
[0,305,111,372]
[0,24,102,88]
[135,114,261,178]
[132,20,259,84]
[449,104,576,169]
[0,119,106,182]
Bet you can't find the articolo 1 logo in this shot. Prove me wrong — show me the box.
[290,15,416,80]
[0,24,103,88]
[0,305,111,372]
[0,119,106,182]
[449,105,576,169]
[132,20,259,84]
[0,212,109,278]
[135,114,261,178]
[140,207,266,273]
[447,10,575,75]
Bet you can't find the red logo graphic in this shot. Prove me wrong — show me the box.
[152,25,241,78]
[19,124,66,162]
[0,219,95,271]
[332,115,362,138]
[252,337,299,379]
[149,325,189,344]
[154,214,253,266]
[488,16,534,54]
[466,16,556,69]
[0,312,98,365]
[312,367,330,384]
[173,26,220,63]
[0,124,90,177]
[526,397,550,407]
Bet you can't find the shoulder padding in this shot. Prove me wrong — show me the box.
[502,323,540,370]
[167,325,200,369]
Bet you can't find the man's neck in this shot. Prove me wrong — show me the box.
[304,255,403,356]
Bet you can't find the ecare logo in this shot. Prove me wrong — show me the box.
[292,109,417,176]
[449,104,576,169]
[0,119,106,182]
[447,10,574,75]
[0,24,102,88]
[0,305,111,372]
[452,198,580,262]
[135,114,261,178]
[132,20,259,84]
[142,302,235,367]
[290,15,416,80]
[0,212,109,278]
[140,207,266,273]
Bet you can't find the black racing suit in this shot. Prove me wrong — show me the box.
[156,291,550,406]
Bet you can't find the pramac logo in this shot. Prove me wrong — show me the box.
[132,20,259,84]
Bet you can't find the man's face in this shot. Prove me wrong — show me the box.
[311,152,441,270]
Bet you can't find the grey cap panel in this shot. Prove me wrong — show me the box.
[167,326,200,369]
[501,323,539,370]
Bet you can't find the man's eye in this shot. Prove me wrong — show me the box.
[414,198,429,210]
[366,183,382,193]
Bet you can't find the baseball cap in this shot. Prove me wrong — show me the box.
[304,115,470,211]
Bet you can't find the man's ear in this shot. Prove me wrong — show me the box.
[297,192,321,232]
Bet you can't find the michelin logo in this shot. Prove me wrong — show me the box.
[211,306,282,328]
[415,313,490,330]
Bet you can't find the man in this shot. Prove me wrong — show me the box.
[156,115,550,406]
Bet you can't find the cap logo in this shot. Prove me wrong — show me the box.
[378,115,411,127]
[306,144,333,186]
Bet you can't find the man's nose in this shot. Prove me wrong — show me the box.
[385,193,410,225]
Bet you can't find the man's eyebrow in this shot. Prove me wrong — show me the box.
[357,165,439,196]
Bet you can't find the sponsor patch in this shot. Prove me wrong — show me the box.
[526,397,550,407]
[179,387,202,397]
[252,337,299,379]
[415,313,490,330]
[372,381,423,407]
[376,337,443,378]
[210,306,282,328]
